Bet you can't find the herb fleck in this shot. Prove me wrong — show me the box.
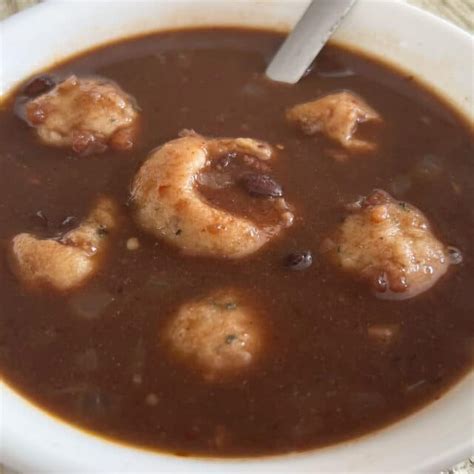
[212,301,237,311]
[225,334,238,344]
[96,225,109,237]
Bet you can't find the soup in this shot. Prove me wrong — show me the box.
[0,28,472,457]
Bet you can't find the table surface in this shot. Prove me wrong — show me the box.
[0,1,473,473]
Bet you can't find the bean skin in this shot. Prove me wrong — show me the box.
[285,250,313,270]
[23,75,56,98]
[239,172,283,198]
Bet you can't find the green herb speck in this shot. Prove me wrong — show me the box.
[225,334,237,344]
[212,301,237,311]
[96,225,108,237]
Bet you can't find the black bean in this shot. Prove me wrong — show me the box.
[285,250,312,270]
[372,272,388,293]
[23,75,56,98]
[240,173,283,198]
[447,246,463,265]
[216,152,237,170]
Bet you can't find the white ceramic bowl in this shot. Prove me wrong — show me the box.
[1,1,473,472]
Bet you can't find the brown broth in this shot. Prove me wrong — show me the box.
[0,28,473,457]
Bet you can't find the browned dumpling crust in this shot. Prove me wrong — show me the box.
[163,289,263,381]
[322,190,451,300]
[9,197,117,291]
[25,75,139,155]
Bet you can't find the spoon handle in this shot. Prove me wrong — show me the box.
[266,0,357,84]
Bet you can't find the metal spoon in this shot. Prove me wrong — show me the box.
[266,0,357,84]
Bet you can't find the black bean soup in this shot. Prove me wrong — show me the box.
[0,28,473,457]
